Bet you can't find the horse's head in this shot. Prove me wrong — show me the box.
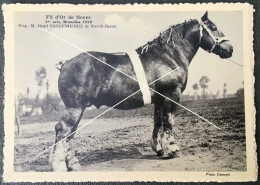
[199,11,233,58]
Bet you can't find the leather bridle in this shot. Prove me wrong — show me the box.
[199,20,229,53]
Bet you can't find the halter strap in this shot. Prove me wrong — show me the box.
[199,21,229,53]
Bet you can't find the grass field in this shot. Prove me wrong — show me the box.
[14,97,246,172]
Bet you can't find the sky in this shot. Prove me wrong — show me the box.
[14,11,243,99]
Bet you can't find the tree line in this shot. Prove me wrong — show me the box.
[17,66,65,116]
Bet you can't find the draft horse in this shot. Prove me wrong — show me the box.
[50,12,233,171]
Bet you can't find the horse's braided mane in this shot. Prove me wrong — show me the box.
[138,19,199,54]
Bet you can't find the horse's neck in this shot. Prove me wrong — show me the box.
[137,21,201,67]
[165,23,201,65]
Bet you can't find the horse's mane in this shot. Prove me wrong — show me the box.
[137,19,199,54]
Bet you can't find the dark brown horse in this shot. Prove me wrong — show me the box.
[50,12,233,171]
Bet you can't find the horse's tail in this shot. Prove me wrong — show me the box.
[56,61,65,71]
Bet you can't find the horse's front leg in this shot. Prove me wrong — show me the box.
[151,97,164,156]
[49,107,84,171]
[160,89,182,158]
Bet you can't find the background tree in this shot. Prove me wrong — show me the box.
[236,88,244,98]
[236,81,244,98]
[41,93,63,114]
[35,66,47,104]
[26,87,30,100]
[192,83,199,92]
[223,83,227,98]
[192,83,199,100]
[199,76,210,99]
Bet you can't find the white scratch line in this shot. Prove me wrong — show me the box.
[32,68,179,161]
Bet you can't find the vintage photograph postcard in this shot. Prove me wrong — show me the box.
[2,3,256,182]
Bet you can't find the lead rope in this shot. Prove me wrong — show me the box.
[226,58,243,67]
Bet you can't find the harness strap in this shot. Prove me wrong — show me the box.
[127,51,151,105]
[199,21,229,53]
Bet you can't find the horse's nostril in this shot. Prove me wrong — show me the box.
[230,46,233,53]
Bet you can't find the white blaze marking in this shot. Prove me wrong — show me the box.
[127,50,151,105]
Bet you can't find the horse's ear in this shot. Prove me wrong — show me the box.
[201,11,208,21]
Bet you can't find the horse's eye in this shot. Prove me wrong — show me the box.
[211,25,217,31]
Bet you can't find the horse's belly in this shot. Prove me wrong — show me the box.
[113,93,145,110]
[96,73,147,110]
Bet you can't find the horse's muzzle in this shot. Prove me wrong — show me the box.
[219,42,233,59]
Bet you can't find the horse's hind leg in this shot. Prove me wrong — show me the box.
[50,107,84,171]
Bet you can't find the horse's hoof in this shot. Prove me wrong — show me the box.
[67,163,82,171]
[49,149,67,171]
[162,143,181,159]
[68,165,82,172]
[175,150,182,158]
[156,150,164,156]
[51,162,67,172]
[167,150,182,159]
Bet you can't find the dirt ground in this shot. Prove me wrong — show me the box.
[14,98,246,172]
